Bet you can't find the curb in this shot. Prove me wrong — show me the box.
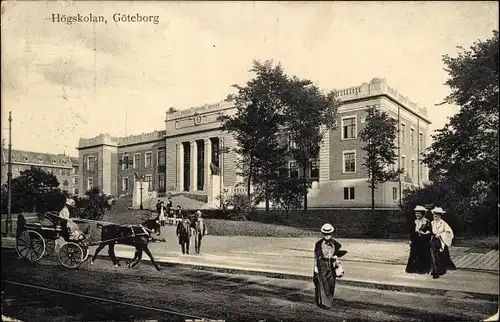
[54,250,500,303]
[149,260,499,303]
[2,241,498,303]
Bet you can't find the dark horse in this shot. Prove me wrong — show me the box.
[90,216,162,270]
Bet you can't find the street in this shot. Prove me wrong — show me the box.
[1,249,497,322]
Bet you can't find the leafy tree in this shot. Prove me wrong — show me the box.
[1,166,62,213]
[359,106,403,211]
[74,187,114,220]
[281,77,340,210]
[269,177,304,218]
[423,30,498,230]
[219,60,288,213]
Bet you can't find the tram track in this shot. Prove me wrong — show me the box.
[2,280,221,322]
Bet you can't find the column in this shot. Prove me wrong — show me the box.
[204,138,212,191]
[190,140,197,192]
[177,143,184,192]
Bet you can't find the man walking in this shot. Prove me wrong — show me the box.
[191,210,207,254]
[176,214,192,254]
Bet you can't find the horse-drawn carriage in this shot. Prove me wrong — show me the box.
[15,211,162,270]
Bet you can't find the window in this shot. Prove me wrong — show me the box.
[145,174,152,190]
[133,153,141,169]
[310,159,319,178]
[410,128,415,147]
[419,132,424,150]
[87,156,94,171]
[401,156,406,174]
[392,187,398,201]
[145,152,153,168]
[343,151,356,173]
[122,177,129,191]
[419,162,424,181]
[342,116,356,139]
[74,177,79,186]
[157,150,166,166]
[289,161,299,178]
[411,159,415,178]
[158,173,165,189]
[87,177,93,191]
[121,155,130,170]
[401,123,406,144]
[343,187,355,200]
[63,180,69,187]
[37,157,42,162]
[289,135,297,149]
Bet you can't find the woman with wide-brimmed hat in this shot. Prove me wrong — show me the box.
[313,223,345,309]
[405,205,432,274]
[429,207,456,279]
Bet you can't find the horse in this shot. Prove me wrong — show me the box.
[90,215,162,270]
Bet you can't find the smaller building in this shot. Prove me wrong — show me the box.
[76,130,167,198]
[1,149,78,194]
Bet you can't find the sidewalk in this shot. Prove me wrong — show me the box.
[2,226,499,301]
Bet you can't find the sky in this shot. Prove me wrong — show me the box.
[1,1,498,157]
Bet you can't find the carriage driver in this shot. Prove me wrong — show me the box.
[60,198,86,241]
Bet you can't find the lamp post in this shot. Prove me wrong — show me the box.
[6,111,13,235]
[119,155,133,207]
[139,181,144,210]
[134,172,145,210]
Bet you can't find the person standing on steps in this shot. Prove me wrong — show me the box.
[158,201,166,227]
[166,197,173,214]
[191,210,208,254]
[405,205,432,274]
[176,213,192,254]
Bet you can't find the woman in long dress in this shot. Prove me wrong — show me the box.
[429,207,456,279]
[405,205,432,274]
[158,201,166,226]
[313,223,343,309]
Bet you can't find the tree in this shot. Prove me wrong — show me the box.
[219,60,288,213]
[281,77,340,210]
[269,177,304,218]
[0,166,62,213]
[359,106,402,211]
[423,31,498,229]
[74,187,113,220]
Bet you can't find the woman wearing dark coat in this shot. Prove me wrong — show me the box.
[405,205,432,274]
[313,223,344,309]
[429,207,456,279]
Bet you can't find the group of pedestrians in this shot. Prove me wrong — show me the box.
[405,205,456,279]
[155,198,208,255]
[155,198,182,226]
[312,205,457,310]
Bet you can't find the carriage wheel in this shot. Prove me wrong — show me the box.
[16,230,46,262]
[44,239,56,257]
[59,242,84,269]
[81,245,90,262]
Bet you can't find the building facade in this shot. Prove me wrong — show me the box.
[1,149,79,194]
[76,131,167,198]
[77,78,431,208]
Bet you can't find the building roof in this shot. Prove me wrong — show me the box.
[2,148,73,168]
[70,157,79,166]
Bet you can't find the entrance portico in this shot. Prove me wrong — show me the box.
[165,102,235,207]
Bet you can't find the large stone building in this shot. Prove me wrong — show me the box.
[1,149,79,194]
[77,78,431,209]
